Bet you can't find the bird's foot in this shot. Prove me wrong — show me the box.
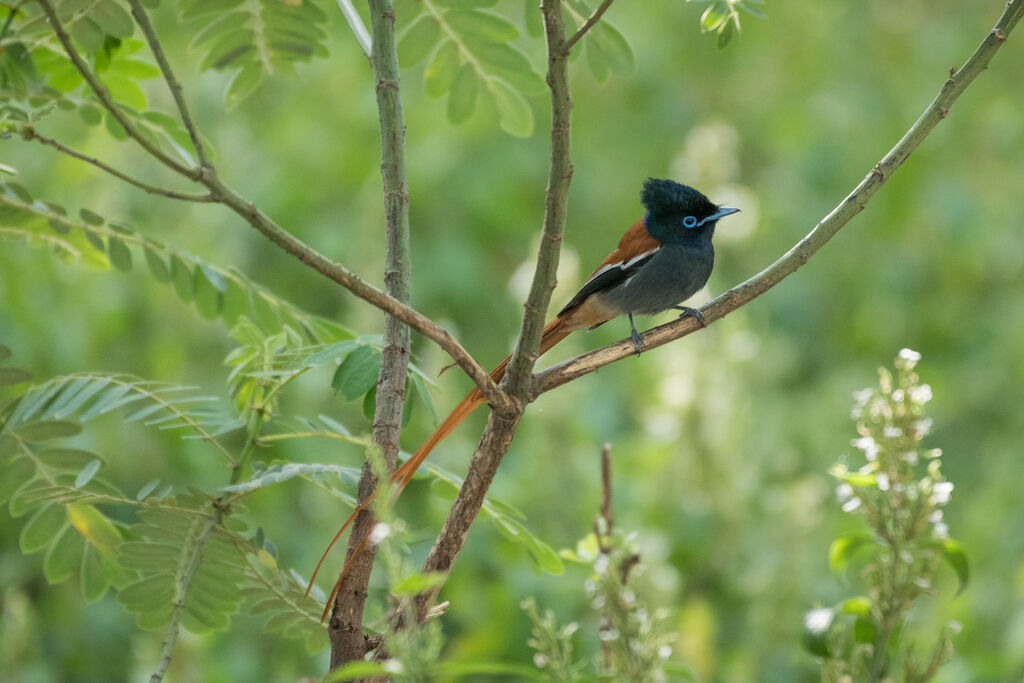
[630,327,645,355]
[673,306,706,327]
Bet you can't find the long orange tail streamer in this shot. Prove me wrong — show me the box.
[308,317,574,618]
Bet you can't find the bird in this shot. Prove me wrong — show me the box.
[307,178,739,617]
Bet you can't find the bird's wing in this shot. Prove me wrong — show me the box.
[557,219,660,317]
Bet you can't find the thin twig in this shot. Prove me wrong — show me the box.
[533,0,1024,398]
[21,127,214,202]
[125,0,210,169]
[562,0,615,54]
[35,0,199,180]
[329,0,414,669]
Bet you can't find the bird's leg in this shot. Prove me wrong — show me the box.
[628,313,644,355]
[672,305,706,327]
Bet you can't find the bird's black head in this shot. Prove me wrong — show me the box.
[641,178,738,243]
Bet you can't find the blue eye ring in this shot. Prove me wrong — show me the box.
[683,215,698,229]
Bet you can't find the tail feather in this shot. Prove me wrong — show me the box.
[308,317,573,614]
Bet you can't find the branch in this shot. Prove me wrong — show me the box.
[125,0,210,169]
[562,0,615,54]
[330,0,413,668]
[389,0,577,629]
[504,0,574,397]
[20,126,214,202]
[533,0,1024,397]
[35,0,199,180]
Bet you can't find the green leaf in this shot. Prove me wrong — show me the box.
[107,237,132,272]
[828,535,875,573]
[44,524,84,584]
[0,344,10,362]
[75,459,102,488]
[447,62,478,124]
[595,23,634,74]
[801,607,835,658]
[81,544,110,602]
[0,367,32,386]
[939,538,969,596]
[67,503,123,556]
[225,64,263,110]
[222,462,361,494]
[838,596,872,616]
[136,478,161,500]
[303,340,359,367]
[91,0,135,38]
[444,10,518,42]
[398,15,440,67]
[144,247,170,283]
[79,208,104,226]
[37,448,105,472]
[331,345,382,401]
[170,255,195,302]
[20,503,67,554]
[71,17,106,52]
[194,265,224,320]
[424,40,460,98]
[0,458,34,506]
[362,384,376,422]
[17,420,83,442]
[486,78,533,137]
[411,373,437,426]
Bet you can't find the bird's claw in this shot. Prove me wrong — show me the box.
[675,306,706,327]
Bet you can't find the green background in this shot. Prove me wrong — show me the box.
[2,0,1023,680]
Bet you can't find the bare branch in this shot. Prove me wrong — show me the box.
[20,127,214,202]
[125,0,210,169]
[533,0,1024,398]
[330,0,414,668]
[35,0,199,180]
[563,0,615,54]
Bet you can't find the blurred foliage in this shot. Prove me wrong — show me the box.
[2,0,1024,681]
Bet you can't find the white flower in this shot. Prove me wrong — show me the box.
[892,389,905,402]
[911,384,933,404]
[853,388,874,406]
[883,426,903,439]
[913,418,933,439]
[533,653,549,669]
[658,644,673,660]
[876,473,890,491]
[897,348,922,367]
[901,450,919,465]
[925,448,943,459]
[805,608,833,632]
[933,481,954,505]
[382,659,404,674]
[933,521,950,539]
[368,522,391,545]
[853,436,880,461]
[929,510,944,523]
[842,497,862,513]
[836,483,853,502]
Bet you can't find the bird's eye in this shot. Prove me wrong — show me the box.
[682,216,698,229]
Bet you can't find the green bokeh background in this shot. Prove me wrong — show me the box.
[2,0,1023,680]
